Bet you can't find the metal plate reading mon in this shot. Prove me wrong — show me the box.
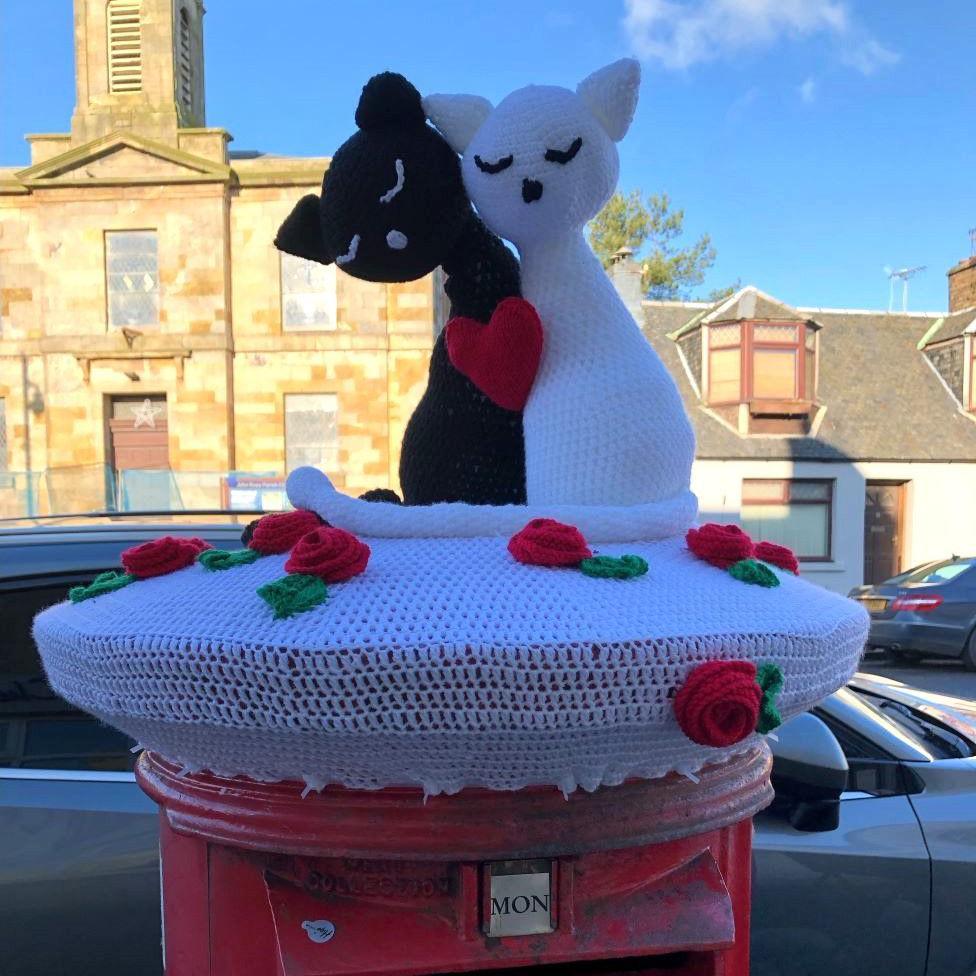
[486,859,555,938]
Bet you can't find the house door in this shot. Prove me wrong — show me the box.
[106,395,172,510]
[863,482,906,584]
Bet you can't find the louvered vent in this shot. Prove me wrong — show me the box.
[107,1,142,93]
[178,8,193,113]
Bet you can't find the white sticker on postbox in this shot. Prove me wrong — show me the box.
[488,867,554,937]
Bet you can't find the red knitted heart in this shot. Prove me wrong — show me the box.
[445,297,543,412]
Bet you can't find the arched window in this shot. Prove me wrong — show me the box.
[107,0,142,93]
[177,7,193,114]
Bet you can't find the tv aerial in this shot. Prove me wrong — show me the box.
[883,264,926,312]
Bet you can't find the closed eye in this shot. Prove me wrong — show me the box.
[544,137,583,164]
[474,154,513,175]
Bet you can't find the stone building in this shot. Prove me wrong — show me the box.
[0,0,434,516]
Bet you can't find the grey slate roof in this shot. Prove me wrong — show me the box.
[704,289,807,325]
[642,289,976,462]
[921,307,976,345]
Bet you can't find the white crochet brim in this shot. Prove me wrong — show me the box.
[34,530,867,795]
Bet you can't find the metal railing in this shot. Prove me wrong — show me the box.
[0,466,289,519]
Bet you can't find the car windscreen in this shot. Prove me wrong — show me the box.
[852,689,974,759]
[886,556,975,586]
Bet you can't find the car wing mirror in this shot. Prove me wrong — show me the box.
[769,712,849,832]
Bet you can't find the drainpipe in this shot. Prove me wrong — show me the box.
[20,354,34,517]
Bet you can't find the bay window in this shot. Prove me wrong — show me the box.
[706,321,816,405]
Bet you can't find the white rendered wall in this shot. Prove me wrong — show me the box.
[691,459,976,594]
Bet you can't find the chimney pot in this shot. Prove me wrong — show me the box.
[607,247,644,321]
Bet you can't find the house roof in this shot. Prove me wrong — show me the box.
[642,287,976,462]
[703,287,810,325]
[918,306,976,346]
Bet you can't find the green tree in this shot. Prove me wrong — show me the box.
[587,190,717,300]
[705,278,742,302]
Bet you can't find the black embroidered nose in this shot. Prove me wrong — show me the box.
[522,178,543,203]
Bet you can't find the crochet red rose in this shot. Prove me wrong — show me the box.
[755,541,800,575]
[121,535,211,579]
[247,509,323,555]
[673,660,762,748]
[685,523,754,570]
[285,527,370,582]
[508,518,592,567]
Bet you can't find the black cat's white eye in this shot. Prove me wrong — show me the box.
[474,154,513,175]
[544,137,583,164]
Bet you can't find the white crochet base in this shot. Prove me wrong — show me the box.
[34,534,868,795]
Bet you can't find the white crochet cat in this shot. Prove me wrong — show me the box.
[425,60,695,508]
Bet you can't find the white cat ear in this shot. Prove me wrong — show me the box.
[422,93,493,154]
[576,58,641,142]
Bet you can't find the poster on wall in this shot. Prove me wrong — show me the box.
[221,473,288,512]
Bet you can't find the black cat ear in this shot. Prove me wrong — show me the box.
[274,194,333,265]
[355,72,425,130]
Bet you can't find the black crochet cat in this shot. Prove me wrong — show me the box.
[275,72,526,507]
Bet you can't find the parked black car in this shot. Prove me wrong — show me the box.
[850,556,976,670]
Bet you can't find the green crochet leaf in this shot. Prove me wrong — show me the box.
[198,548,261,572]
[728,558,780,588]
[756,662,785,734]
[579,554,649,580]
[257,573,328,620]
[69,571,137,604]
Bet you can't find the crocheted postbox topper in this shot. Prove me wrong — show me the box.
[33,61,868,796]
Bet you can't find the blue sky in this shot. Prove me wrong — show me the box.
[2,0,973,311]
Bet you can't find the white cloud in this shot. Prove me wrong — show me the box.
[623,0,896,75]
[799,76,817,103]
[841,37,900,75]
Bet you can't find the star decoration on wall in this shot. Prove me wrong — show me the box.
[132,398,163,429]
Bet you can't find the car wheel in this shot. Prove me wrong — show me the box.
[963,630,976,673]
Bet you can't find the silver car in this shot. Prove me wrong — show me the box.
[2,517,976,976]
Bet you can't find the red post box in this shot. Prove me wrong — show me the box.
[137,744,771,976]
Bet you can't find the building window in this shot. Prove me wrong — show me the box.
[0,397,7,471]
[706,322,816,405]
[707,323,742,404]
[280,253,337,332]
[107,0,143,93]
[284,394,338,474]
[177,7,193,115]
[741,479,833,562]
[105,230,159,328]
